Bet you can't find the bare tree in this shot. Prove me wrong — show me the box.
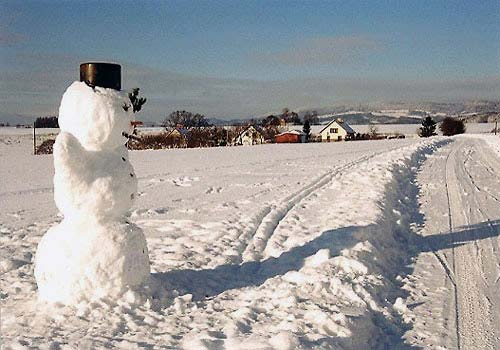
[368,123,379,139]
[303,111,319,125]
[163,110,211,128]
[440,117,465,136]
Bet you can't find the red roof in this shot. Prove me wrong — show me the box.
[276,133,301,143]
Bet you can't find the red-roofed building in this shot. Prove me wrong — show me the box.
[275,130,306,143]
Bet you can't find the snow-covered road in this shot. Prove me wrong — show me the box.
[1,132,499,349]
[404,137,500,350]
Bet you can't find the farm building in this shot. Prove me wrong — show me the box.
[275,130,306,143]
[319,119,355,141]
[232,126,264,146]
[165,127,190,147]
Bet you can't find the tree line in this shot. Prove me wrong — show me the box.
[419,116,465,137]
[34,116,59,128]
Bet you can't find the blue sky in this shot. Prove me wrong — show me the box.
[1,0,499,120]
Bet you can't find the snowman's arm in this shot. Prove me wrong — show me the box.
[53,131,88,175]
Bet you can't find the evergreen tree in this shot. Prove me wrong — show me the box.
[35,116,59,128]
[303,120,311,141]
[419,116,437,137]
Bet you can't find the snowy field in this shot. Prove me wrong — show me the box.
[353,122,497,137]
[1,131,500,349]
[1,122,495,139]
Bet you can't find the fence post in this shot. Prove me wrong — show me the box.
[33,121,36,155]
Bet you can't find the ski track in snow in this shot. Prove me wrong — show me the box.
[1,132,500,349]
[241,147,403,264]
[402,136,500,350]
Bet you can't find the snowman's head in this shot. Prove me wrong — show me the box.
[58,81,132,151]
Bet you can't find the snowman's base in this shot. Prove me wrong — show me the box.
[34,218,150,304]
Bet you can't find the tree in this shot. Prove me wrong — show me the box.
[303,111,319,125]
[261,115,281,127]
[419,116,437,137]
[368,123,379,139]
[128,88,147,113]
[35,116,59,128]
[439,117,466,136]
[303,120,311,141]
[163,110,211,128]
[186,128,213,148]
[280,108,301,125]
[289,112,302,125]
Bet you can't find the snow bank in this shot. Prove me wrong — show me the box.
[469,134,500,157]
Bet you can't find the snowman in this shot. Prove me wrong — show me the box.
[34,64,150,304]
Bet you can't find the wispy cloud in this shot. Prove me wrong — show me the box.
[0,28,27,46]
[257,35,382,65]
[1,52,499,121]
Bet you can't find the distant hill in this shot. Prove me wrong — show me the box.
[208,117,250,126]
[2,100,497,127]
[460,112,499,123]
[316,111,428,125]
[0,114,36,126]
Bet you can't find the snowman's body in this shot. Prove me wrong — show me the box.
[35,82,150,304]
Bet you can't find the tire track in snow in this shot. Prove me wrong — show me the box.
[241,147,400,263]
[443,138,499,350]
[461,148,500,204]
[461,146,500,287]
[0,187,54,197]
[443,146,461,350]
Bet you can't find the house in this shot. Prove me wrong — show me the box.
[275,130,306,143]
[319,119,355,142]
[165,127,190,147]
[233,125,264,146]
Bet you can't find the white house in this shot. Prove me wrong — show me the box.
[319,119,355,141]
[233,125,264,146]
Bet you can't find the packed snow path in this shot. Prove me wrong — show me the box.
[404,137,500,349]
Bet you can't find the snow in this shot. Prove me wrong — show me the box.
[1,128,499,348]
[58,82,133,151]
[52,132,138,221]
[398,135,500,349]
[354,122,496,136]
[34,81,150,304]
[35,219,149,304]
[276,130,305,136]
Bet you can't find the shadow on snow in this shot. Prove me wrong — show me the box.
[152,139,500,349]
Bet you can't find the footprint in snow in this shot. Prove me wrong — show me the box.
[172,176,200,187]
[131,207,169,218]
[205,186,223,194]
[7,210,25,219]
